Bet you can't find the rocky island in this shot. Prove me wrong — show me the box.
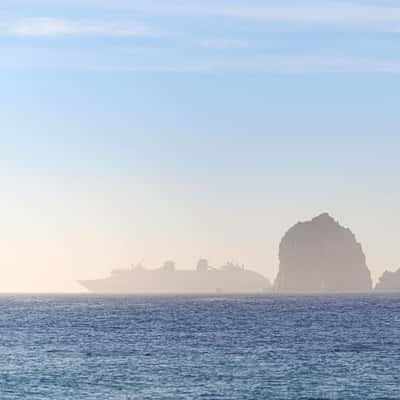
[274,213,373,293]
[375,268,400,292]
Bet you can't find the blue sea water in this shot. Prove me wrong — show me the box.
[0,295,400,399]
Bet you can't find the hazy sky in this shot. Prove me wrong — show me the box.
[1,0,399,292]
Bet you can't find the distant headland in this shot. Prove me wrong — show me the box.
[375,268,400,292]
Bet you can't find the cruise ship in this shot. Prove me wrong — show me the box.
[79,259,270,294]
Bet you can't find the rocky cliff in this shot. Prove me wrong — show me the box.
[375,269,400,292]
[274,213,372,293]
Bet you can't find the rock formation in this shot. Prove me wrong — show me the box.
[375,269,400,292]
[274,213,372,293]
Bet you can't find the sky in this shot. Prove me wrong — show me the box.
[0,0,399,292]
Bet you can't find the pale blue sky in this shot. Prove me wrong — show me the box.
[0,0,399,291]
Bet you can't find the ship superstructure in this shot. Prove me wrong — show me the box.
[79,259,270,294]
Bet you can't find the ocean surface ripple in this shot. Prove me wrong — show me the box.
[0,294,399,399]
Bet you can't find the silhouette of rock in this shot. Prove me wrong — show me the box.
[375,269,400,292]
[274,213,372,293]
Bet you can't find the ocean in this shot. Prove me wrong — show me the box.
[0,294,399,399]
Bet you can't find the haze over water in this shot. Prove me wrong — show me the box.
[2,0,400,398]
[1,0,400,292]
